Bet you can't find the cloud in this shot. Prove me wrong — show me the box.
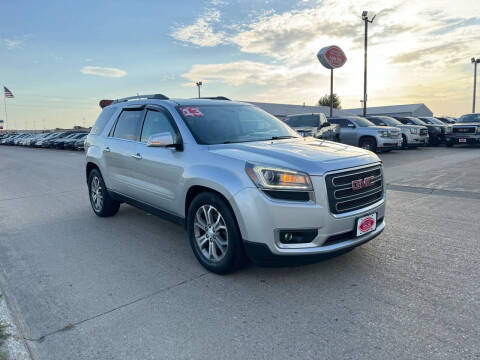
[171,9,226,47]
[391,42,465,64]
[4,39,24,49]
[81,66,127,78]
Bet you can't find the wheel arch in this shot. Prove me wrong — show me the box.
[86,162,100,181]
[184,185,245,240]
[358,135,377,147]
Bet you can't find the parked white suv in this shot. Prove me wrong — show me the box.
[85,94,386,273]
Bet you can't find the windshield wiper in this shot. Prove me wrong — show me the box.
[269,135,296,140]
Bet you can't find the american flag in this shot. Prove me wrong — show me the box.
[4,87,14,98]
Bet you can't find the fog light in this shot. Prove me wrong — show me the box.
[279,229,318,244]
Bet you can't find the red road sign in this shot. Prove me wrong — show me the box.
[317,46,347,69]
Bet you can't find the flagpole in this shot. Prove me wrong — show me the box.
[3,91,7,131]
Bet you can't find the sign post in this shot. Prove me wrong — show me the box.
[317,45,347,117]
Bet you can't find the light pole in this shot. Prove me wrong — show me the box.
[362,11,375,117]
[472,58,480,113]
[196,81,203,98]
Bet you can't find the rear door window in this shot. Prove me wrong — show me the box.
[112,109,144,141]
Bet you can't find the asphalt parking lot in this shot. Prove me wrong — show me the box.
[0,145,479,360]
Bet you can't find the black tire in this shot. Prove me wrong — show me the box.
[359,137,377,152]
[446,141,454,147]
[87,168,120,217]
[401,135,408,149]
[187,192,247,274]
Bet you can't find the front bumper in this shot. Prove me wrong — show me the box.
[377,136,402,150]
[231,175,386,259]
[406,133,429,146]
[446,134,480,144]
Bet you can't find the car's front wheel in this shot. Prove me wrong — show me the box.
[359,137,377,152]
[88,169,120,217]
[187,192,247,274]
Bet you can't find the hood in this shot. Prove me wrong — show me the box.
[208,137,380,176]
[452,123,480,127]
[398,124,425,131]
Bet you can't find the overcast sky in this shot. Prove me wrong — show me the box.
[1,0,479,129]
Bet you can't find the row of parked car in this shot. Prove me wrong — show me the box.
[284,113,479,152]
[0,131,88,150]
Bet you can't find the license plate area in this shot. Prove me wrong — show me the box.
[356,213,377,237]
[459,138,467,143]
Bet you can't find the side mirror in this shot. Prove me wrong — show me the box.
[147,132,182,150]
[319,122,331,128]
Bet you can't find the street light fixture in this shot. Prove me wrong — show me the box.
[196,81,203,98]
[471,58,480,113]
[362,10,376,117]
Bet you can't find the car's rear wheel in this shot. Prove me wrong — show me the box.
[88,169,120,217]
[359,137,377,152]
[187,192,247,274]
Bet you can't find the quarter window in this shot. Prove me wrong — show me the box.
[112,110,144,141]
[140,110,176,143]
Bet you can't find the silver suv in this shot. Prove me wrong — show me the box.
[367,116,429,149]
[85,94,386,274]
[328,116,402,152]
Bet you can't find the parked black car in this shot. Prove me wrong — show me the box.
[64,133,88,150]
[436,116,456,124]
[394,116,446,146]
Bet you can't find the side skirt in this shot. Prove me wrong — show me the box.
[108,190,185,227]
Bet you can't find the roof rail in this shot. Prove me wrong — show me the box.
[195,96,231,101]
[99,94,169,108]
[113,94,169,103]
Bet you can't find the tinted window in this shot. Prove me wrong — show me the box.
[141,110,176,143]
[91,107,116,135]
[287,115,319,127]
[369,116,401,126]
[368,118,386,126]
[177,104,298,145]
[329,118,350,128]
[112,110,143,141]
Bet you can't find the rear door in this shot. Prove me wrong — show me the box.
[103,107,145,197]
[330,118,356,145]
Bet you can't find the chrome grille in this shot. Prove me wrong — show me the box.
[453,127,476,134]
[420,128,428,136]
[325,165,384,214]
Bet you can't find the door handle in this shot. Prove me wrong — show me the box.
[131,153,142,160]
[104,147,110,152]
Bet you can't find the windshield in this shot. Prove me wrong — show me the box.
[370,117,401,126]
[350,117,375,127]
[420,117,443,125]
[177,104,299,145]
[457,114,480,123]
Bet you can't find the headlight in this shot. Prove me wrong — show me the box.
[378,130,389,137]
[245,163,313,191]
[410,128,418,134]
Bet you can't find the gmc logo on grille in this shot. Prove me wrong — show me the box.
[352,176,375,191]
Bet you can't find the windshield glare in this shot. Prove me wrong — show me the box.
[177,104,299,145]
[458,114,480,123]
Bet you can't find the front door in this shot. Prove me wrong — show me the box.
[134,107,184,213]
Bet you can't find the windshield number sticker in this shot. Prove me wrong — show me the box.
[181,107,203,117]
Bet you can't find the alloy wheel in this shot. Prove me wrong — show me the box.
[193,205,228,262]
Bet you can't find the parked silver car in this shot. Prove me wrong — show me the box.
[85,95,386,273]
[367,116,428,149]
[327,116,402,152]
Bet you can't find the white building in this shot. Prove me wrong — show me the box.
[245,101,347,120]
[343,104,433,117]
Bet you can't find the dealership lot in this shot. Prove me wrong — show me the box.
[0,146,479,359]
